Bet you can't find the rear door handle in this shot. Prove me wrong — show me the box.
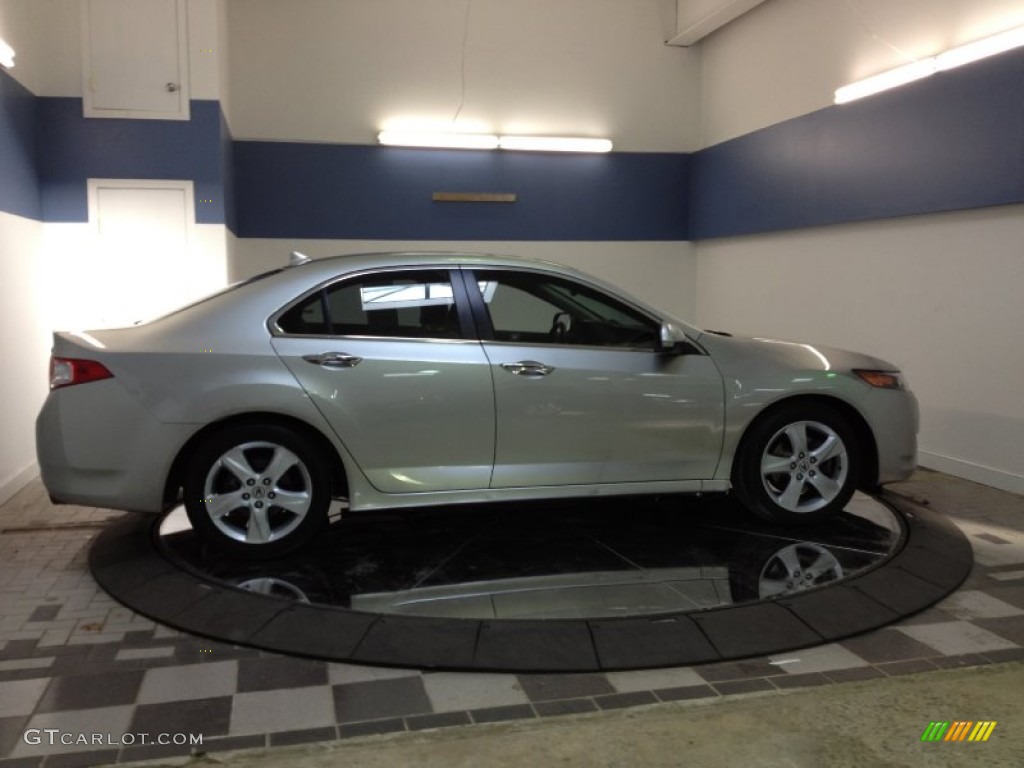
[500,360,555,377]
[302,352,363,369]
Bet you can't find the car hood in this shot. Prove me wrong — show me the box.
[695,332,900,377]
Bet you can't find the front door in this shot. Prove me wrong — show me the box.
[463,268,724,488]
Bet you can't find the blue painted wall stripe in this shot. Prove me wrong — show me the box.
[0,68,40,220]
[689,47,1024,239]
[4,46,1024,240]
[232,142,690,241]
[35,98,227,224]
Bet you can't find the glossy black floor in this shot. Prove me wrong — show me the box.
[161,494,901,618]
[89,492,973,672]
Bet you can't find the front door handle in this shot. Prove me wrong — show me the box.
[302,352,363,369]
[500,360,555,377]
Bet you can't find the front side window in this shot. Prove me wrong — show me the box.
[276,270,463,339]
[471,270,658,348]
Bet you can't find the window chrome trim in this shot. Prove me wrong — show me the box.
[480,339,678,355]
[271,332,481,345]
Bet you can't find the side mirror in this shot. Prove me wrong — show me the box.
[658,322,693,354]
[550,311,573,343]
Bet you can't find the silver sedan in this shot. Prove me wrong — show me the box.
[36,253,918,557]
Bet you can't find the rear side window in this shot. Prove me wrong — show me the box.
[276,270,464,339]
[276,292,328,335]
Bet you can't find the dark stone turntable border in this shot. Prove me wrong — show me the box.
[89,493,972,673]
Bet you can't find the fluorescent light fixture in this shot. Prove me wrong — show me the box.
[834,59,936,104]
[498,136,613,153]
[0,38,15,69]
[379,131,613,153]
[378,131,499,150]
[834,24,1024,104]
[936,25,1024,71]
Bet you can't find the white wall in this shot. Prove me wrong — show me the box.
[226,0,700,151]
[694,0,1024,494]
[40,219,228,332]
[188,0,230,106]
[0,0,43,93]
[224,2,697,314]
[215,0,231,124]
[0,0,233,501]
[0,3,48,502]
[0,212,47,503]
[0,3,47,503]
[694,205,1024,494]
[699,0,1024,146]
[231,240,697,321]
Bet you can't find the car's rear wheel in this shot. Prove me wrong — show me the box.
[183,424,330,558]
[734,402,860,525]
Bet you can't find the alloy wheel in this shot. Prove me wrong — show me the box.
[201,441,313,544]
[760,420,849,514]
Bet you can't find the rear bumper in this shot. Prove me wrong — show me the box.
[36,379,194,514]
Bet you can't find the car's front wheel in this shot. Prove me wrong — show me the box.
[734,402,860,525]
[183,424,330,558]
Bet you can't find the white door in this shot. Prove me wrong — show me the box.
[82,0,189,119]
[85,180,197,329]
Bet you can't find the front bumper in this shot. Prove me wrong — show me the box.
[868,387,920,485]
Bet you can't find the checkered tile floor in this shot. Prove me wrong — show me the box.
[2,471,1023,766]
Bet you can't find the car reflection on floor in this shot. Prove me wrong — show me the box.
[158,492,902,620]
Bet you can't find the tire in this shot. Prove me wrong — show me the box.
[183,424,331,558]
[733,402,860,525]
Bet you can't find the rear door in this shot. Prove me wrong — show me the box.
[270,268,495,494]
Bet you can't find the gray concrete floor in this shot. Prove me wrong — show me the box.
[142,660,1024,768]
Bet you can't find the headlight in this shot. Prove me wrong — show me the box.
[853,369,907,390]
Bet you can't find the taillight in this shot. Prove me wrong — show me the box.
[49,357,114,390]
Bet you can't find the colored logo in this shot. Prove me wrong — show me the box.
[921,721,997,742]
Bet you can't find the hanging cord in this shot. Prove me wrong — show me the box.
[841,0,919,63]
[452,0,473,124]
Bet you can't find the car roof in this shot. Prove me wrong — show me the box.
[277,251,579,280]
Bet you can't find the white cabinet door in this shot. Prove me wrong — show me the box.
[82,0,190,119]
